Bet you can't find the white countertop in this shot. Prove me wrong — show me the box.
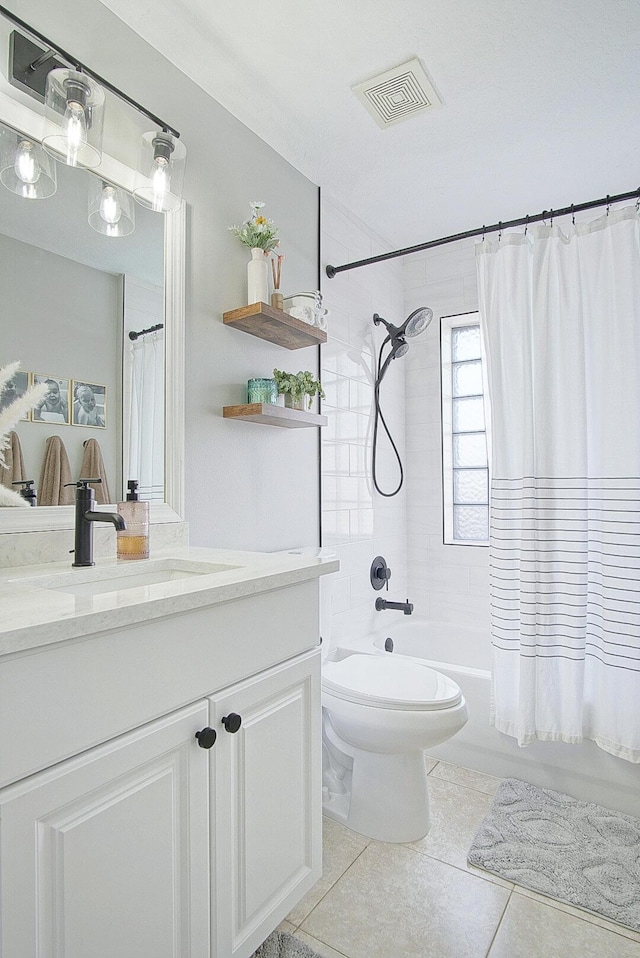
[0,546,339,658]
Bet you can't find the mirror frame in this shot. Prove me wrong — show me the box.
[0,89,185,533]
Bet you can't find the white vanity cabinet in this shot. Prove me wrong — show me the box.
[0,700,212,958]
[0,571,327,958]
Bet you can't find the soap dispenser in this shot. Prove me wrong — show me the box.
[117,480,149,560]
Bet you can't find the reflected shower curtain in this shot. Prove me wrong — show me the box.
[476,207,640,762]
[126,332,164,501]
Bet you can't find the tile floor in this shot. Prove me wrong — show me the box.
[281,759,640,958]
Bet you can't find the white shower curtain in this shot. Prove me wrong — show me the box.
[126,332,164,501]
[476,206,640,762]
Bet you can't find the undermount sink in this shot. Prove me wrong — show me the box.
[12,558,240,597]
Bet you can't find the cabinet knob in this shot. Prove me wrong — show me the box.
[195,727,217,749]
[222,713,242,734]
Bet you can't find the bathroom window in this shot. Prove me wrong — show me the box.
[440,312,491,545]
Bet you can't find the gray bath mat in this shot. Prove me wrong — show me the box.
[468,778,640,931]
[251,931,322,958]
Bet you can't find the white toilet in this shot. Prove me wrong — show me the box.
[322,650,467,843]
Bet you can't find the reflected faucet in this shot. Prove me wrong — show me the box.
[375,597,414,615]
[66,479,126,567]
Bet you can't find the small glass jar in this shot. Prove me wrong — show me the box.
[247,378,278,404]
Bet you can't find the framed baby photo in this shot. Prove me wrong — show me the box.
[0,369,31,420]
[32,374,71,425]
[72,381,107,428]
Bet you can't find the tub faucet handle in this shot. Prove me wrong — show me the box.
[371,556,391,591]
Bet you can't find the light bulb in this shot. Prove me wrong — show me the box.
[61,100,87,166]
[14,140,41,185]
[99,185,122,225]
[151,157,170,212]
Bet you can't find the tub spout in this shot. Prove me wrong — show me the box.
[375,597,413,615]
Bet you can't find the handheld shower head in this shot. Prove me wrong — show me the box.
[373,306,433,343]
[404,306,433,338]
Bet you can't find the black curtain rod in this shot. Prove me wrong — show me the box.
[129,323,164,341]
[0,4,180,138]
[325,187,640,278]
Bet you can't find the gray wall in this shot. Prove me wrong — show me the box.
[0,233,120,492]
[7,0,320,551]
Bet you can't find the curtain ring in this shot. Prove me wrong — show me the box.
[606,194,610,216]
[498,221,502,241]
[482,224,486,242]
[524,214,529,235]
[570,204,575,225]
[550,209,554,227]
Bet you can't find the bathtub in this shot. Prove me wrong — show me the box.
[350,617,640,817]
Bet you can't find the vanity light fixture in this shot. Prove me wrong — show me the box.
[133,131,187,213]
[2,6,186,210]
[0,125,56,198]
[88,179,135,237]
[42,68,105,169]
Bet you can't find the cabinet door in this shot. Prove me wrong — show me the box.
[0,701,211,958]
[211,649,321,958]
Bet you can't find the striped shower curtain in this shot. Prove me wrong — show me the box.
[476,206,640,762]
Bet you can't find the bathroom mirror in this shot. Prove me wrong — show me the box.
[0,89,185,534]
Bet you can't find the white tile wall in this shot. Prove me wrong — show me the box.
[321,199,491,649]
[403,241,491,639]
[321,194,408,648]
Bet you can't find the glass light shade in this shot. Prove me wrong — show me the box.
[88,179,135,237]
[133,131,186,213]
[0,128,57,199]
[43,68,105,169]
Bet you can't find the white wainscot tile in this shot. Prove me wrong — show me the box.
[427,563,471,595]
[407,537,429,564]
[428,535,491,567]
[406,366,442,401]
[349,508,374,540]
[405,335,441,372]
[468,564,490,595]
[330,576,351,615]
[373,508,407,539]
[321,441,350,477]
[429,590,490,628]
[322,510,351,545]
[321,231,349,268]
[325,409,361,443]
[332,539,376,578]
[349,571,376,606]
[463,273,479,310]
[322,339,352,375]
[406,503,442,535]
[349,378,373,415]
[406,394,441,427]
[349,443,369,478]
[406,449,438,481]
[331,606,377,643]
[322,374,351,410]
[406,421,442,454]
[403,256,427,289]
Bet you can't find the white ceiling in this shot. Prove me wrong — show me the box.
[97,0,640,250]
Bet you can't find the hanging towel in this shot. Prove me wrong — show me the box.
[79,438,111,504]
[39,436,74,506]
[0,431,26,490]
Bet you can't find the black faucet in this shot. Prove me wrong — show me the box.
[67,479,126,567]
[375,597,414,615]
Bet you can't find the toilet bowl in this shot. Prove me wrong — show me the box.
[322,651,467,843]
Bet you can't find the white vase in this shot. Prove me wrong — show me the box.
[247,247,269,305]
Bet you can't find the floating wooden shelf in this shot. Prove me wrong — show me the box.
[223,302,327,349]
[223,403,327,428]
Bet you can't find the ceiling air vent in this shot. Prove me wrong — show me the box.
[352,58,442,129]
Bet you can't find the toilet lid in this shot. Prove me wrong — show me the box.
[322,654,462,710]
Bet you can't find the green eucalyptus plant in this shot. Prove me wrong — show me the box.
[273,368,326,404]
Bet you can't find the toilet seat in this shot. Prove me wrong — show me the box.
[322,653,462,711]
